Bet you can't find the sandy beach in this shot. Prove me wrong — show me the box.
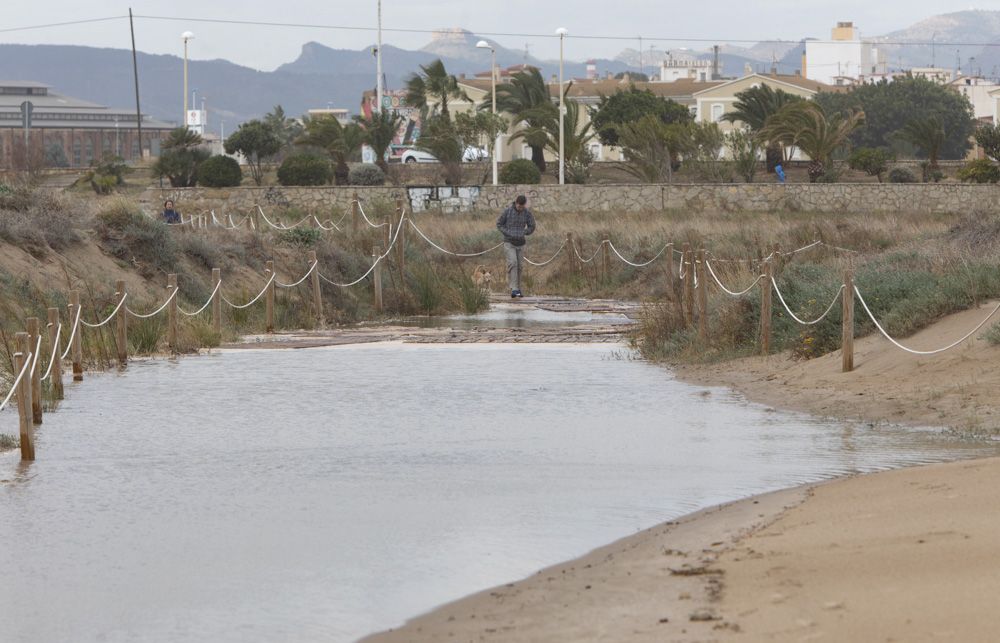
[363,302,1000,642]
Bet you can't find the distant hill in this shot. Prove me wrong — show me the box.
[0,44,358,134]
[875,10,1000,75]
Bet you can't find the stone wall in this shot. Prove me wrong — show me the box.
[142,183,1000,217]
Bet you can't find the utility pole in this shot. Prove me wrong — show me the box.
[129,8,143,160]
[375,0,383,114]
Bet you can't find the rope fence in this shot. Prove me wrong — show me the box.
[5,195,998,463]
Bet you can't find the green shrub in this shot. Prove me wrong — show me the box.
[97,200,178,274]
[197,155,243,187]
[957,159,1000,184]
[277,154,332,186]
[847,148,894,182]
[888,167,917,183]
[0,433,19,451]
[278,228,322,246]
[500,158,541,185]
[349,163,386,186]
[127,315,164,355]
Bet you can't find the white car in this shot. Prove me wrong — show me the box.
[400,146,488,163]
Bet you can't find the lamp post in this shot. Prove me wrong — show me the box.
[375,0,383,114]
[556,27,568,185]
[477,40,498,186]
[181,31,194,126]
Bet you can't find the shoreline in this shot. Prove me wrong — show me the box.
[362,302,1000,642]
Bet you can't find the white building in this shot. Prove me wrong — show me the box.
[948,75,1000,121]
[804,22,886,86]
[657,54,713,83]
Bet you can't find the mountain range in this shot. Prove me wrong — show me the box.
[1,11,999,130]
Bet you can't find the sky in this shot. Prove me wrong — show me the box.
[4,1,1000,70]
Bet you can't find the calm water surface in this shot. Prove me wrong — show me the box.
[1,343,996,642]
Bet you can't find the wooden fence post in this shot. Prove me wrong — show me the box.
[373,246,383,313]
[352,192,360,234]
[211,268,222,335]
[842,269,855,373]
[760,258,773,355]
[682,243,694,326]
[308,250,325,326]
[665,243,675,302]
[69,290,83,381]
[395,198,406,276]
[696,248,708,340]
[47,308,64,400]
[565,232,575,273]
[265,260,275,333]
[115,280,127,366]
[601,239,611,282]
[167,274,178,350]
[382,221,391,252]
[773,243,783,274]
[15,332,34,461]
[26,317,42,424]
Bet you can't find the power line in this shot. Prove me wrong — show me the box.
[6,13,1000,51]
[0,16,126,34]
[130,14,1000,48]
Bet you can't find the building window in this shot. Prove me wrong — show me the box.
[589,142,602,161]
[72,140,81,166]
[131,138,140,160]
[521,144,531,160]
[711,103,724,122]
[84,139,93,164]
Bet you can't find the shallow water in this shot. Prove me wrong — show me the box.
[1,343,996,643]
[383,306,633,329]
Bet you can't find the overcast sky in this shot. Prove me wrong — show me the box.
[4,1,1000,69]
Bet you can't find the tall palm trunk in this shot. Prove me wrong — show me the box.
[531,145,547,173]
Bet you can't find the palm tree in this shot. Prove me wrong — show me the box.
[514,95,595,182]
[296,115,365,185]
[758,102,864,182]
[722,84,803,171]
[897,116,945,178]
[355,110,404,172]
[404,59,468,121]
[483,67,557,173]
[264,105,304,156]
[161,126,203,150]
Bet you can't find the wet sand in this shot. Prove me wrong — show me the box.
[362,302,1000,642]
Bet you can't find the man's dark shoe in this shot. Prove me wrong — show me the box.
[515,290,524,298]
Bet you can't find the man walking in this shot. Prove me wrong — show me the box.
[496,195,536,298]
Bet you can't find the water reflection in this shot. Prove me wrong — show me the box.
[0,344,995,643]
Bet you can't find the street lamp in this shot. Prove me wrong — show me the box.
[181,31,194,126]
[477,39,498,186]
[556,27,568,185]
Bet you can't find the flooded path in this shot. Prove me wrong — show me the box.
[2,307,998,642]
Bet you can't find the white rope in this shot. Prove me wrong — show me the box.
[854,286,1000,356]
[221,273,276,310]
[355,200,392,229]
[789,240,822,255]
[319,213,407,287]
[705,260,765,297]
[606,241,672,268]
[274,261,318,288]
[210,210,222,227]
[177,280,222,316]
[81,292,129,328]
[126,287,178,319]
[771,278,844,326]
[0,347,33,414]
[574,240,605,264]
[407,218,504,257]
[28,334,43,378]
[524,240,568,266]
[312,215,342,232]
[256,205,286,230]
[61,304,82,360]
[40,323,61,382]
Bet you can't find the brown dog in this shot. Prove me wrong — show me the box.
[472,265,494,290]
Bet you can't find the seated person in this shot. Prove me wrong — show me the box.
[162,200,181,224]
